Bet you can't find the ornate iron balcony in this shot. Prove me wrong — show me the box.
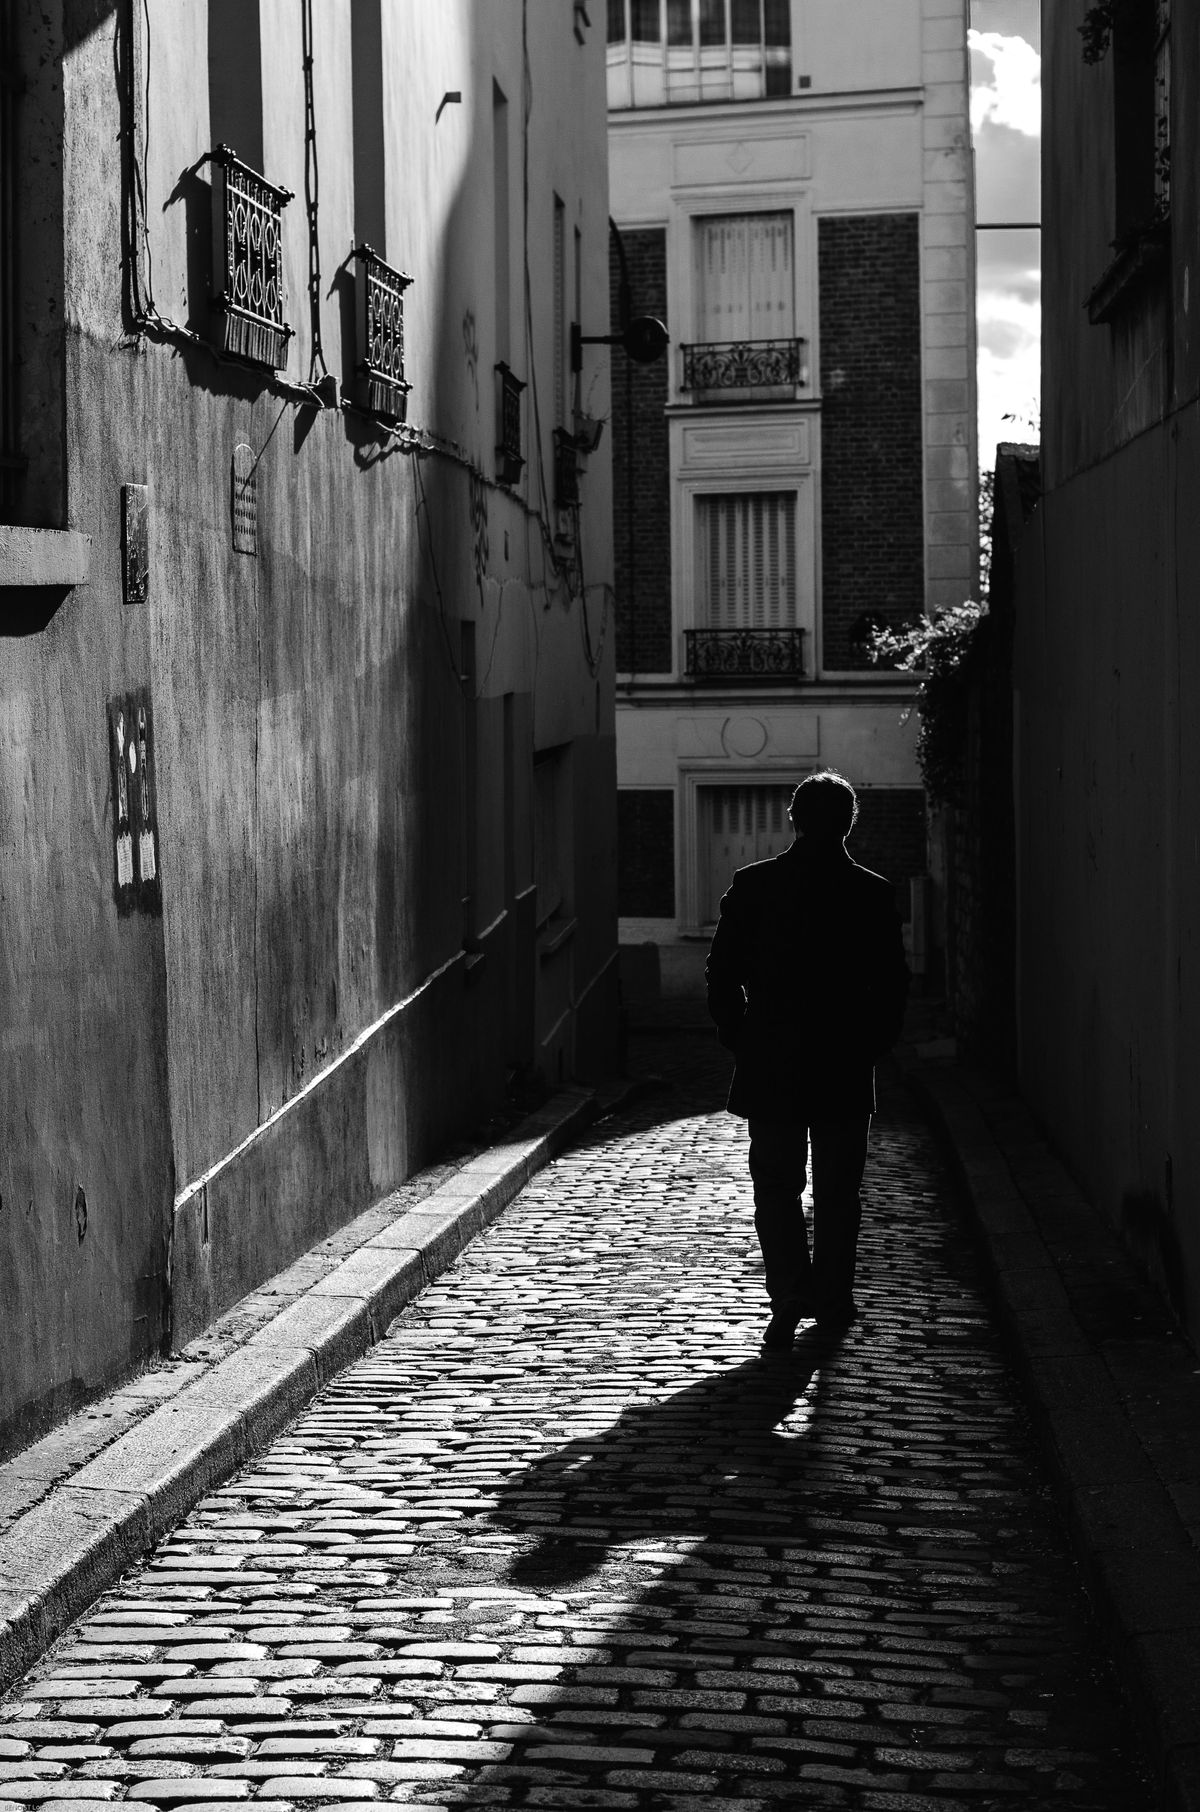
[496,362,526,485]
[353,245,412,421]
[210,146,294,369]
[685,626,807,682]
[680,336,808,397]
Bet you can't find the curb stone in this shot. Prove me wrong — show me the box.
[0,1085,598,1697]
[898,1049,1200,1812]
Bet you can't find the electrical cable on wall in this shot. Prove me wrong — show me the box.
[300,0,328,383]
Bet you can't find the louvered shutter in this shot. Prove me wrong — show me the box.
[698,492,796,628]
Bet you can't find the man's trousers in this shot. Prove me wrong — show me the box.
[746,1115,872,1318]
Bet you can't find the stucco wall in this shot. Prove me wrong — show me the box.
[0,0,616,1451]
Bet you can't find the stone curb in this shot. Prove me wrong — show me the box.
[0,1085,598,1698]
[898,1051,1200,1812]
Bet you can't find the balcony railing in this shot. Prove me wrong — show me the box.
[495,362,526,485]
[353,245,412,422]
[210,145,293,369]
[680,336,808,398]
[685,626,807,682]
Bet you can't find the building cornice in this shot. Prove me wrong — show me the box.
[607,87,923,131]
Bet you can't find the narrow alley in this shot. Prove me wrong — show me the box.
[0,1029,1151,1810]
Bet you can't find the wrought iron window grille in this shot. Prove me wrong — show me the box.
[495,361,526,485]
[352,244,412,422]
[554,428,581,508]
[685,625,807,681]
[680,336,809,397]
[209,145,294,370]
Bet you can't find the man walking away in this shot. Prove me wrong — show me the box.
[705,770,910,1352]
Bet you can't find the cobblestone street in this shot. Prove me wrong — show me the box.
[0,1033,1153,1811]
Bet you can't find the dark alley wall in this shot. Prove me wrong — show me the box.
[0,1,616,1451]
[1014,0,1200,1330]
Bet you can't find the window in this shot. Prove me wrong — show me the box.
[1085,0,1170,324]
[700,784,794,921]
[1113,0,1169,236]
[350,0,385,253]
[631,0,660,40]
[694,211,793,343]
[607,0,791,106]
[683,213,806,396]
[697,492,796,628]
[208,0,264,172]
[209,148,293,368]
[0,0,66,531]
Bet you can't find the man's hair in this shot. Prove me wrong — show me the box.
[790,769,858,842]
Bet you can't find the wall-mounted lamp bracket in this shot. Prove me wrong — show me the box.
[571,315,669,372]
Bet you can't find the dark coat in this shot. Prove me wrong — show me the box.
[705,839,910,1120]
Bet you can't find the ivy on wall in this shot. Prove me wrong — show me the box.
[1079,0,1128,61]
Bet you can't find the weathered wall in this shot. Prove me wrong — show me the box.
[0,0,616,1451]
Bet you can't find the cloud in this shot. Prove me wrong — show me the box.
[969,29,1041,138]
[970,24,1041,465]
[977,244,1041,459]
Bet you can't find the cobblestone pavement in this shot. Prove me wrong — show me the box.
[0,1034,1153,1812]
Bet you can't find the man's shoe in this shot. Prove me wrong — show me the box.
[761,1306,803,1352]
[815,1296,858,1331]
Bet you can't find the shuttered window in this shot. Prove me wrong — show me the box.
[702,784,794,920]
[696,491,796,628]
[694,211,793,343]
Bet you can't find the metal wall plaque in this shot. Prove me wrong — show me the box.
[108,689,162,916]
[122,484,149,605]
[231,443,257,556]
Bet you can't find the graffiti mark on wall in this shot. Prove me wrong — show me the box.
[462,308,479,409]
[469,470,490,590]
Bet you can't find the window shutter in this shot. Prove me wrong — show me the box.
[695,211,793,343]
[698,492,796,628]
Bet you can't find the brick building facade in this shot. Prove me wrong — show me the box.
[818,214,925,672]
[611,231,672,674]
[607,0,976,965]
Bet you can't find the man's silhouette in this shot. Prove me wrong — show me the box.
[705,770,909,1350]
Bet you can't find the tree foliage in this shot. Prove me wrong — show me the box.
[868,600,991,809]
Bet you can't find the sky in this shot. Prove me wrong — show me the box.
[969,0,1040,471]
